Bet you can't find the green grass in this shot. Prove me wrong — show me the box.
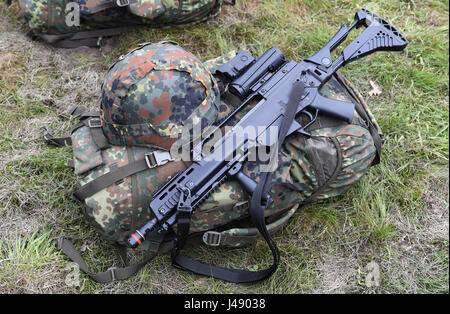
[0,0,448,294]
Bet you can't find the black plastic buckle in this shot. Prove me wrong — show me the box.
[43,130,58,146]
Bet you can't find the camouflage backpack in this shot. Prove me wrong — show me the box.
[46,42,383,283]
[12,0,234,47]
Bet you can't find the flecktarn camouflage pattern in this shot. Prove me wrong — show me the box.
[188,74,381,237]
[68,45,383,252]
[16,0,225,36]
[72,125,187,247]
[70,44,233,249]
[100,42,220,149]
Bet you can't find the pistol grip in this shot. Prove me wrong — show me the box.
[310,93,355,123]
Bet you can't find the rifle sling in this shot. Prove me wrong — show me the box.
[170,81,305,283]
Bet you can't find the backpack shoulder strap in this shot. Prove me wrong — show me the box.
[43,126,72,147]
[57,235,163,283]
[43,106,111,149]
[33,26,136,48]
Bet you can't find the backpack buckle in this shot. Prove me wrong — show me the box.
[116,0,130,6]
[145,150,173,168]
[43,127,58,146]
[202,231,222,247]
[88,118,103,128]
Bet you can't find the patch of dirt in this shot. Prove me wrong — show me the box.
[386,169,449,293]
[0,30,104,111]
[312,254,359,294]
[216,0,262,25]
[285,1,311,22]
[0,14,105,264]
[0,14,9,32]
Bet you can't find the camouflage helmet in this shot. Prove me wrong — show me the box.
[100,42,220,149]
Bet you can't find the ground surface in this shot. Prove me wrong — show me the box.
[0,0,448,294]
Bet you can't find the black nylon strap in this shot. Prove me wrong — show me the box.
[43,131,72,147]
[52,38,100,48]
[43,124,71,147]
[171,81,305,283]
[57,236,161,283]
[68,106,93,119]
[89,125,111,150]
[202,204,300,248]
[246,80,305,281]
[43,107,102,147]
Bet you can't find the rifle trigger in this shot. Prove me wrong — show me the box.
[286,120,303,137]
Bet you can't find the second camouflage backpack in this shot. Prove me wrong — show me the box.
[13,0,233,47]
[46,42,383,283]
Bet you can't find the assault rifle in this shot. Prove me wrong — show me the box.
[127,9,408,282]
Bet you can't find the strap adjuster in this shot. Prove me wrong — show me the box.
[96,36,104,48]
[202,231,222,247]
[43,126,72,147]
[88,118,102,128]
[43,129,57,146]
[145,150,173,168]
[116,0,130,6]
[108,267,117,281]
